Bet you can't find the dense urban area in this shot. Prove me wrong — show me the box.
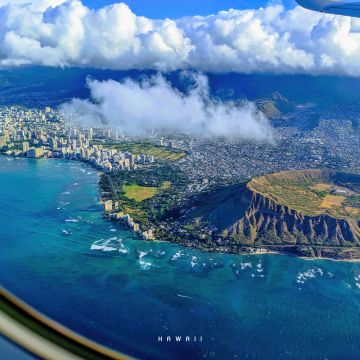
[0,95,359,252]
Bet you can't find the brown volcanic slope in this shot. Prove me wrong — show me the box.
[185,170,360,259]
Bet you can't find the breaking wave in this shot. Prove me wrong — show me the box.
[91,237,128,254]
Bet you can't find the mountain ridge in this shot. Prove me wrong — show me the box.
[182,169,360,259]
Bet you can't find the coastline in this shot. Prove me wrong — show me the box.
[2,153,360,360]
[299,256,360,263]
[3,154,360,263]
[145,234,360,262]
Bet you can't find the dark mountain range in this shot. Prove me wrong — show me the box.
[256,91,295,118]
[1,67,360,108]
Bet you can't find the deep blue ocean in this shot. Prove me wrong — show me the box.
[0,157,359,360]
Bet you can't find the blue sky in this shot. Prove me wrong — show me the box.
[83,0,297,18]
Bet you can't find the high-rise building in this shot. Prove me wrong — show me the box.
[49,137,57,150]
[116,212,124,219]
[0,136,7,148]
[139,154,146,164]
[22,142,29,152]
[104,200,113,212]
[27,147,44,158]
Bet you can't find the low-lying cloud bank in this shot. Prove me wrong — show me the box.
[60,74,272,140]
[0,1,360,75]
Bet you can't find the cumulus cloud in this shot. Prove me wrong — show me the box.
[0,0,66,11]
[59,73,272,140]
[0,1,359,75]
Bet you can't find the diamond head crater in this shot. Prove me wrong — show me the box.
[100,167,360,261]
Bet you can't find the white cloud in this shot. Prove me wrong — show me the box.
[59,73,272,140]
[0,0,67,11]
[0,1,359,75]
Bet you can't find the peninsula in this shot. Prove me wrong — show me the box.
[101,167,360,260]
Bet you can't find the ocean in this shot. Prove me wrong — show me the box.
[0,156,359,360]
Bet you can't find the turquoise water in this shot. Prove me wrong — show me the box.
[0,157,359,360]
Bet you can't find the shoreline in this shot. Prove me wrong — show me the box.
[145,234,360,262]
[4,154,360,263]
[298,256,360,263]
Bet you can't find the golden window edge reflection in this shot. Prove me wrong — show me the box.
[0,286,133,360]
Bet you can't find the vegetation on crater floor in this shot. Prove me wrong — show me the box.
[248,170,360,220]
